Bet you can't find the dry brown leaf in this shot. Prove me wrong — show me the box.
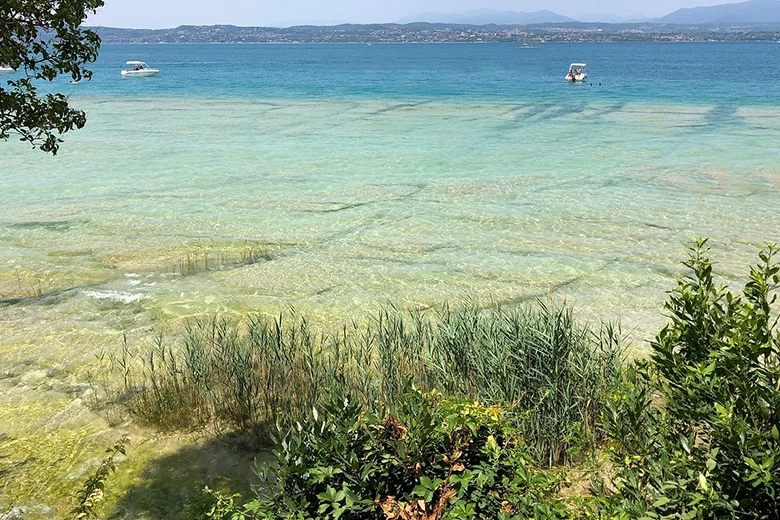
[378,496,400,519]
[385,414,409,441]
[440,488,457,502]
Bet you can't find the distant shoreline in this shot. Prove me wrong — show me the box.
[91,22,780,44]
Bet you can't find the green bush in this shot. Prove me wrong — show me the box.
[605,240,780,519]
[207,387,577,519]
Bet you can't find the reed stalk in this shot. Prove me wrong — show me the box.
[113,300,624,465]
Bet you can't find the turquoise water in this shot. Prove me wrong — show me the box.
[2,40,780,516]
[2,42,780,352]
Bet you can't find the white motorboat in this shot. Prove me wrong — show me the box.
[121,61,159,77]
[0,65,15,74]
[565,63,587,82]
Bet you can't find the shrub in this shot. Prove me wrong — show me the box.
[207,387,575,519]
[605,240,780,519]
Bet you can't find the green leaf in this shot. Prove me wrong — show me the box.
[744,457,761,472]
[419,475,435,490]
[679,435,690,454]
[359,464,374,481]
[652,496,671,508]
[697,473,708,492]
[412,484,434,502]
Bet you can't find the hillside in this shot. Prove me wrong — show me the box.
[92,22,780,44]
[660,0,780,23]
[397,9,576,24]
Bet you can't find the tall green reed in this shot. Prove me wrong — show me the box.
[112,300,623,466]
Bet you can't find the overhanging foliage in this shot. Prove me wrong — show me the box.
[1,0,103,154]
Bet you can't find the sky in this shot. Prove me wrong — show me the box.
[87,0,738,29]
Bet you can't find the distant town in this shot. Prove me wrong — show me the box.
[93,22,780,45]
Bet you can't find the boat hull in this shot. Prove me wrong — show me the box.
[121,70,159,77]
[565,73,587,82]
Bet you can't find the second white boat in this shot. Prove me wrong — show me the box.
[565,63,587,82]
[121,61,160,77]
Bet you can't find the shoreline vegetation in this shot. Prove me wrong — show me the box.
[105,300,623,466]
[92,22,780,44]
[25,240,774,519]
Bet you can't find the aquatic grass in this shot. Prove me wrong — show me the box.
[112,300,624,465]
[115,335,209,430]
[172,242,273,277]
[0,268,45,303]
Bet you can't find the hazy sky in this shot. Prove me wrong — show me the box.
[88,0,735,28]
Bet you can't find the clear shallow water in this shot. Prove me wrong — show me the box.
[2,42,780,350]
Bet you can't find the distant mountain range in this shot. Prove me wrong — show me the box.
[397,9,576,25]
[659,0,780,23]
[397,0,780,25]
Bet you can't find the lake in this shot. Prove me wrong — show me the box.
[1,41,779,514]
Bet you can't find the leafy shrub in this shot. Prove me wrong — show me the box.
[207,387,576,519]
[605,240,780,519]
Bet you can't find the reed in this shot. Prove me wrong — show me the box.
[173,243,272,276]
[113,300,623,465]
